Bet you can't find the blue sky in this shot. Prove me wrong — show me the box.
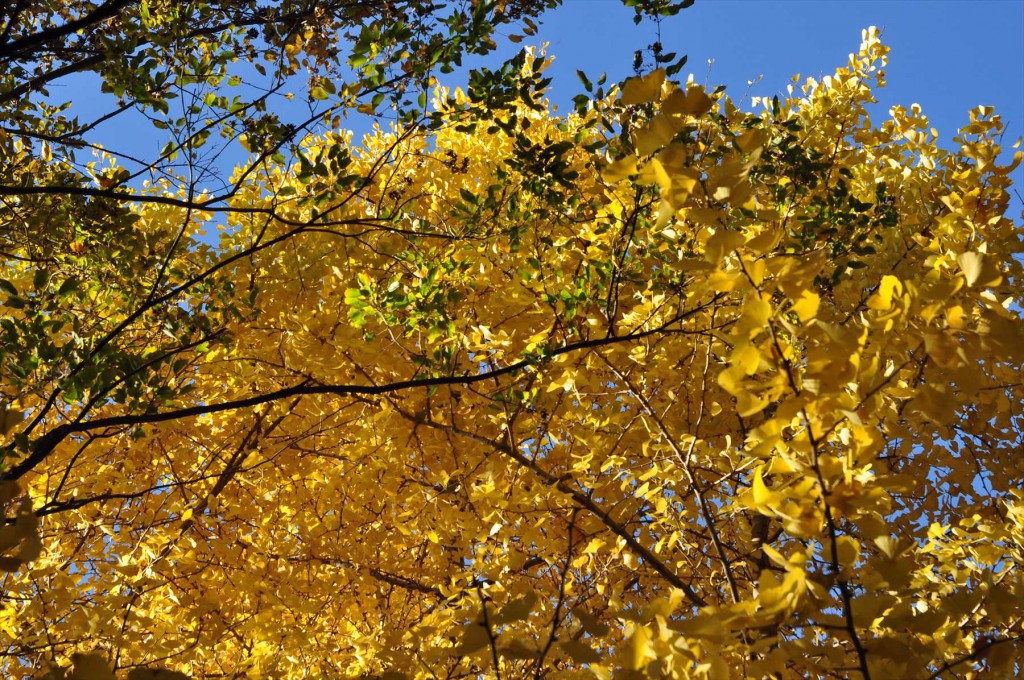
[58,0,1024,187]
[518,0,1024,180]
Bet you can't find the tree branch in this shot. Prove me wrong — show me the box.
[0,0,136,61]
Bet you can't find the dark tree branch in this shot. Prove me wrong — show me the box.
[0,0,136,61]
[2,306,717,487]
[0,54,104,106]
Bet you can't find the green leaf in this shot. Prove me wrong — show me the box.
[576,69,593,92]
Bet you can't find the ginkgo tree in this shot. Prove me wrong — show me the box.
[2,14,1023,680]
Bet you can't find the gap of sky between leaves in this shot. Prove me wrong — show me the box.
[54,0,1024,192]
[532,0,1024,185]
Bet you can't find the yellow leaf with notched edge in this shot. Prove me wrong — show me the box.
[737,128,768,153]
[834,535,860,569]
[546,370,575,393]
[716,365,742,395]
[492,591,538,624]
[791,290,820,322]
[572,607,611,637]
[634,113,680,155]
[733,342,760,375]
[627,624,653,669]
[704,229,745,264]
[560,638,602,664]
[0,408,21,436]
[746,227,780,254]
[0,498,41,571]
[736,293,772,338]
[751,468,780,510]
[620,70,665,106]
[69,654,116,680]
[737,391,770,417]
[663,84,714,116]
[684,85,714,116]
[957,251,983,286]
[924,330,964,367]
[603,154,637,183]
[867,275,902,310]
[757,567,806,616]
[637,157,672,191]
[455,623,490,655]
[500,639,540,660]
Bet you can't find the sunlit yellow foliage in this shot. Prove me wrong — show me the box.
[2,30,1022,678]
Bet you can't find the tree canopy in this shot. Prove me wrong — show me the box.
[1,2,1023,678]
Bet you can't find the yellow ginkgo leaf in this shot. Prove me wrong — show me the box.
[620,69,666,105]
[0,407,22,436]
[751,468,780,511]
[662,84,714,116]
[866,275,903,310]
[626,624,653,670]
[69,654,116,680]
[834,535,860,570]
[957,251,983,286]
[603,154,637,183]
[634,113,680,155]
[790,290,820,322]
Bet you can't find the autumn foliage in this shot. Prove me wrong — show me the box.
[1,4,1023,677]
